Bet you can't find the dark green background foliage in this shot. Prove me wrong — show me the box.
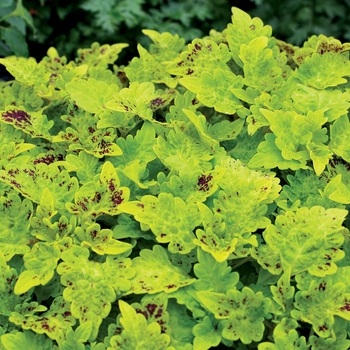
[1,0,350,61]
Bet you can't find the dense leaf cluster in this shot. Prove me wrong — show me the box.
[1,6,350,349]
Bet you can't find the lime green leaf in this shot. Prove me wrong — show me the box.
[292,84,350,122]
[0,163,78,209]
[264,206,347,276]
[119,193,201,254]
[216,158,281,234]
[325,174,350,204]
[276,169,333,210]
[270,271,295,314]
[261,109,327,162]
[329,114,350,162]
[10,296,75,344]
[193,316,221,350]
[30,188,76,242]
[194,204,239,262]
[180,69,243,114]
[56,151,100,184]
[165,90,199,123]
[76,42,128,66]
[0,251,29,317]
[193,248,240,293]
[159,168,225,204]
[208,118,245,142]
[229,126,265,164]
[239,37,282,92]
[291,276,350,338]
[53,119,122,158]
[197,287,271,344]
[143,29,186,62]
[154,126,214,174]
[167,299,196,348]
[0,331,53,350]
[75,223,132,255]
[108,300,171,349]
[248,133,309,171]
[14,242,61,294]
[0,192,32,261]
[309,318,350,350]
[66,78,120,114]
[0,56,50,86]
[119,162,156,189]
[125,44,178,88]
[227,7,272,67]
[126,245,195,294]
[66,161,130,223]
[180,110,219,149]
[258,318,307,350]
[111,121,157,167]
[105,82,156,121]
[57,245,135,340]
[306,141,332,176]
[1,106,54,139]
[166,39,231,77]
[131,293,170,334]
[61,321,93,350]
[252,244,283,276]
[1,142,35,164]
[295,53,350,89]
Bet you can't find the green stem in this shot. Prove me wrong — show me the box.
[231,256,252,271]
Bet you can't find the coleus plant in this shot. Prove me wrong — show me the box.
[0,6,350,349]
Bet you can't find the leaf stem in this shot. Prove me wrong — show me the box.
[231,256,252,270]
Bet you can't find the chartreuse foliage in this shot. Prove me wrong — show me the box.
[1,5,350,349]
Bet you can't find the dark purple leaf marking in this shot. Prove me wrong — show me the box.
[145,303,157,316]
[197,174,213,192]
[2,109,32,126]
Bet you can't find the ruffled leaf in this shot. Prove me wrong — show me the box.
[227,7,272,67]
[75,223,132,255]
[0,251,29,317]
[66,161,130,223]
[153,126,214,174]
[0,56,50,86]
[125,44,178,88]
[292,84,350,122]
[248,133,309,171]
[166,39,231,77]
[197,287,271,344]
[57,245,135,340]
[1,106,54,139]
[75,42,128,66]
[180,69,244,114]
[65,78,120,114]
[0,192,32,261]
[329,114,350,163]
[9,296,75,345]
[295,52,350,89]
[239,37,283,92]
[119,193,202,254]
[0,331,54,350]
[108,299,171,349]
[0,163,78,209]
[158,168,226,204]
[193,248,240,293]
[292,276,350,338]
[14,242,61,295]
[126,245,195,294]
[263,206,347,276]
